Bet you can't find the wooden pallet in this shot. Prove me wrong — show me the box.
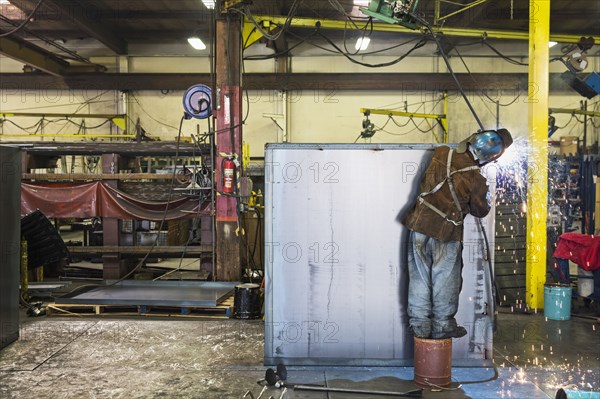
[47,294,234,319]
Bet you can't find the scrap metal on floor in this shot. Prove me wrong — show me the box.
[0,313,598,399]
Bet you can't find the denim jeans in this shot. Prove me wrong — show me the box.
[407,231,463,339]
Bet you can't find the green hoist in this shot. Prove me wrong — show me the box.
[359,0,421,30]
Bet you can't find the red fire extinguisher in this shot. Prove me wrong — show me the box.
[223,158,235,194]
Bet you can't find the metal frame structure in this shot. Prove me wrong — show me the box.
[0,112,129,139]
[244,15,600,45]
[434,0,489,25]
[360,92,449,143]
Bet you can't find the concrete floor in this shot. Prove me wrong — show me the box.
[0,311,598,399]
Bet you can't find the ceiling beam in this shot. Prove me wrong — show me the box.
[0,36,71,76]
[42,0,128,54]
[0,72,573,92]
[248,15,600,44]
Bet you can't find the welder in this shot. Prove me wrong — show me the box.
[403,129,513,339]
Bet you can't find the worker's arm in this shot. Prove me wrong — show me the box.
[469,174,491,218]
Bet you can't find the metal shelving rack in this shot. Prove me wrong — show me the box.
[16,140,217,280]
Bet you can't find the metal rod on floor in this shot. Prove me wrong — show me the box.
[293,385,423,397]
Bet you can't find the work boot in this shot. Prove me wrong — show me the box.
[432,326,467,339]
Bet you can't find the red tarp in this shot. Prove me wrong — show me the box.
[22,182,209,221]
[553,232,600,271]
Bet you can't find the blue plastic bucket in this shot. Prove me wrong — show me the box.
[544,284,572,320]
[557,388,600,398]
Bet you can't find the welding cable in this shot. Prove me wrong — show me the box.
[409,14,484,131]
[482,41,528,66]
[287,28,419,56]
[390,115,411,128]
[454,47,522,107]
[477,217,499,330]
[1,119,43,133]
[317,30,428,68]
[342,17,373,56]
[243,28,321,60]
[152,131,211,281]
[227,17,261,279]
[0,14,95,65]
[0,0,44,38]
[73,115,188,290]
[129,93,180,131]
[410,12,502,344]
[231,0,302,42]
[287,28,424,58]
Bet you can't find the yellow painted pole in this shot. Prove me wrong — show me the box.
[526,0,550,310]
[442,92,449,143]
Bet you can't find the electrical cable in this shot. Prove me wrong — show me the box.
[390,115,412,128]
[129,92,180,131]
[1,119,43,132]
[317,29,428,68]
[407,12,501,336]
[152,135,210,282]
[409,13,484,131]
[454,47,522,107]
[341,17,373,56]
[243,28,320,60]
[410,117,436,133]
[0,14,95,65]
[98,115,187,288]
[231,0,302,42]
[286,29,425,58]
[482,41,528,66]
[0,0,44,38]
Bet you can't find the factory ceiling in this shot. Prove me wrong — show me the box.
[0,0,598,88]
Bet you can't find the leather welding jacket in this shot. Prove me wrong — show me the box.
[403,146,491,242]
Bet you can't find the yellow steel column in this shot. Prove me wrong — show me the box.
[526,0,550,309]
[442,92,449,143]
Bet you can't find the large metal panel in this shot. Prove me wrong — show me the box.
[0,146,21,350]
[55,281,238,307]
[264,144,495,366]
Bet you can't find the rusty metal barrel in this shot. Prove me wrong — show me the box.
[413,337,452,388]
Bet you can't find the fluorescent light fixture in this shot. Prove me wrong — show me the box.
[549,41,558,48]
[355,37,371,51]
[187,37,206,50]
[354,0,370,5]
[202,0,215,9]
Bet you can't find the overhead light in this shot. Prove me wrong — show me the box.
[187,36,206,50]
[355,37,371,51]
[549,41,558,48]
[0,0,11,4]
[353,0,370,5]
[202,0,215,9]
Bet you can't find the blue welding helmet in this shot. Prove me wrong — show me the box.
[457,128,512,164]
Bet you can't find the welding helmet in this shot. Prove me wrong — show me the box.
[456,128,513,164]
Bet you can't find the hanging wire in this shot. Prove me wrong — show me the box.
[0,15,95,65]
[129,92,180,131]
[231,0,303,42]
[482,41,528,66]
[316,30,428,68]
[0,0,44,38]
